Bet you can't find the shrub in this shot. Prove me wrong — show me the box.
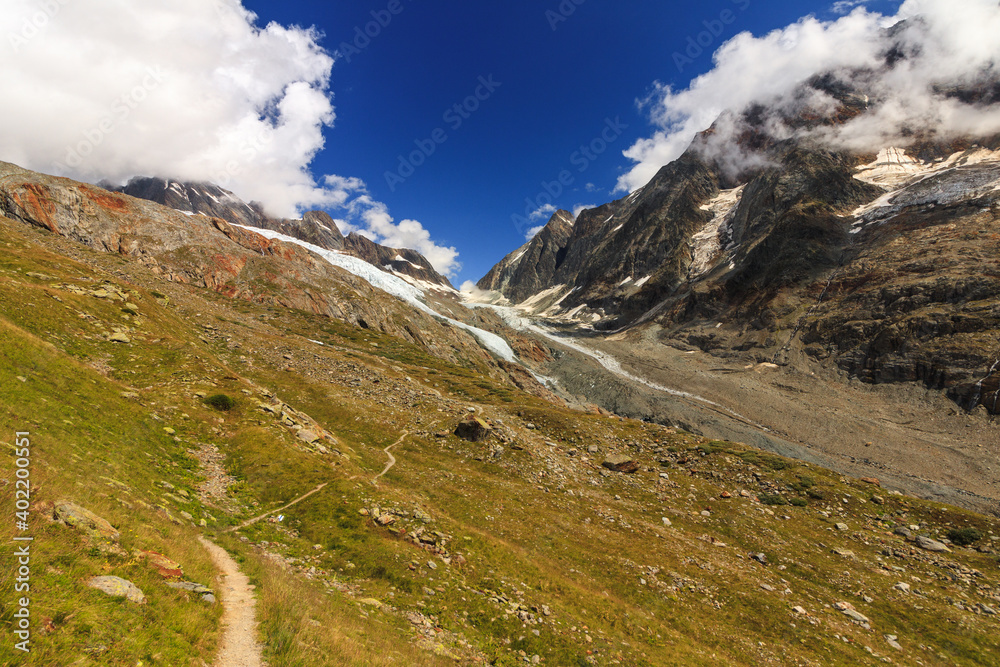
[760,494,788,506]
[790,475,816,492]
[205,393,235,411]
[789,497,809,507]
[947,527,983,547]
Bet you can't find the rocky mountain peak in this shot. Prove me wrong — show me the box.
[114,176,453,289]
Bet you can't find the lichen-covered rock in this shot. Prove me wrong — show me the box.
[88,576,145,604]
[54,501,119,541]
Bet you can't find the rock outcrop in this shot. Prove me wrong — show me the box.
[477,62,1000,415]
[113,176,452,289]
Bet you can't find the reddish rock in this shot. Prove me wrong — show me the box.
[137,551,184,579]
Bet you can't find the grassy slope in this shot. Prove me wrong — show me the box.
[0,217,998,666]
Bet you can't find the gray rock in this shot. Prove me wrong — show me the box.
[835,523,849,531]
[893,526,913,539]
[167,581,213,595]
[55,501,120,541]
[915,536,950,552]
[834,602,870,625]
[108,332,130,344]
[201,593,217,604]
[885,635,903,651]
[297,429,320,444]
[88,576,145,604]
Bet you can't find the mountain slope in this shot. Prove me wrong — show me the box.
[115,176,453,289]
[2,159,999,666]
[478,94,1000,418]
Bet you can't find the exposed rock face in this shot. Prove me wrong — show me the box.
[54,500,119,541]
[114,176,452,289]
[478,209,574,303]
[0,162,496,373]
[342,231,453,288]
[478,68,1000,415]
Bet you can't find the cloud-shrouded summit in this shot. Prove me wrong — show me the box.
[0,0,459,276]
[617,0,1000,193]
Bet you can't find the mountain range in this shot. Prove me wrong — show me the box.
[3,14,1000,666]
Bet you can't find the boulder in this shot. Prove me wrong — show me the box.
[915,536,950,552]
[166,581,213,595]
[137,551,183,578]
[54,501,119,541]
[834,601,870,625]
[454,417,492,442]
[297,429,320,444]
[88,576,145,604]
[602,455,639,474]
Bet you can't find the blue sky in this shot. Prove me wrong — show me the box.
[233,0,902,284]
[2,0,913,284]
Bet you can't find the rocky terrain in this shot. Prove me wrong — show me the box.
[1,159,998,665]
[115,176,454,289]
[472,36,1000,530]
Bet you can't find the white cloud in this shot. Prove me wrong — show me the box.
[617,0,1000,193]
[525,225,546,241]
[528,203,558,222]
[340,191,461,277]
[572,203,598,218]
[831,0,870,15]
[0,0,460,275]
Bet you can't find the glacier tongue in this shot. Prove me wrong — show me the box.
[234,226,518,363]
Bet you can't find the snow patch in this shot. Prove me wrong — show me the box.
[233,226,511,361]
[634,275,652,288]
[690,185,745,280]
[852,147,1000,230]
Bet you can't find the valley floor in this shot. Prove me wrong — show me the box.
[506,319,1000,518]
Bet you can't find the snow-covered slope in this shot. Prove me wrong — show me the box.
[237,226,517,362]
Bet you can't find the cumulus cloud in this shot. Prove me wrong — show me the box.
[528,203,558,222]
[524,225,546,241]
[831,0,871,15]
[617,0,1000,192]
[337,191,461,277]
[0,0,460,275]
